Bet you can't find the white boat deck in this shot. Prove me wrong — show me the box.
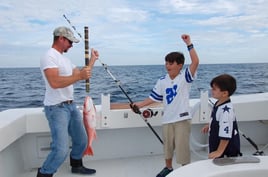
[1,92,267,177]
[20,145,268,177]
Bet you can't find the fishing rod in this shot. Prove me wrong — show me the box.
[239,130,264,156]
[63,14,163,144]
[63,14,82,39]
[100,61,163,144]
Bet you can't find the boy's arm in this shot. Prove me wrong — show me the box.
[201,124,209,133]
[208,139,229,159]
[135,97,156,108]
[110,103,131,109]
[181,34,199,76]
[110,98,160,110]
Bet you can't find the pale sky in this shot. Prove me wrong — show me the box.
[0,0,267,68]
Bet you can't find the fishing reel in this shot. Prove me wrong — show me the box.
[130,104,158,118]
[142,108,158,118]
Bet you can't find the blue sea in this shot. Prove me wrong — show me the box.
[0,63,268,112]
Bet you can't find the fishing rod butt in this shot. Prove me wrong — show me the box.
[85,82,90,93]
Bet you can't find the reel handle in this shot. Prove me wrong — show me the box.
[142,109,158,118]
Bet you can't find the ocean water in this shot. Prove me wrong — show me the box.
[0,63,268,112]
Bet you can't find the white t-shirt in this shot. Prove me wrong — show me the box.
[149,67,195,124]
[40,48,75,106]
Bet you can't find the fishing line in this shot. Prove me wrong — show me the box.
[63,14,163,144]
[63,14,82,39]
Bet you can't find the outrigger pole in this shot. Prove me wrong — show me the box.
[63,14,163,145]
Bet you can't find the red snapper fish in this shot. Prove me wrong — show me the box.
[83,96,97,156]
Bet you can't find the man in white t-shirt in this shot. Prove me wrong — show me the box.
[38,26,99,177]
[133,34,199,177]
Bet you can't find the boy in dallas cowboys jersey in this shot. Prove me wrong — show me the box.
[133,34,199,177]
[202,74,241,159]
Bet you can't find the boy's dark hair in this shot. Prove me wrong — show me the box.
[165,52,185,65]
[210,74,237,96]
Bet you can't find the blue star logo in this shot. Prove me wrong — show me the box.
[222,105,231,113]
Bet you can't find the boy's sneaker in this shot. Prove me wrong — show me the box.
[156,167,173,177]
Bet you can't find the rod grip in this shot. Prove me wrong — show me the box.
[84,26,90,93]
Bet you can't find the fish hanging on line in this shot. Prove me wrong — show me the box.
[83,96,97,156]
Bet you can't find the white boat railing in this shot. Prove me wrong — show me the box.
[0,92,268,174]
